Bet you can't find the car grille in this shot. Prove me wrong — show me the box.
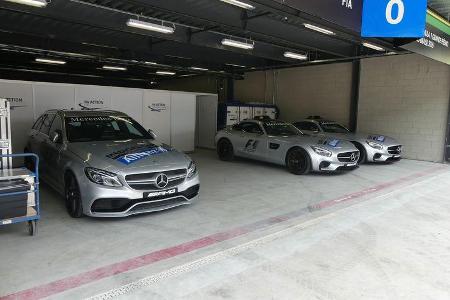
[337,151,360,163]
[125,168,187,190]
[129,197,189,213]
[388,145,402,155]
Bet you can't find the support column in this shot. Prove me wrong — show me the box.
[349,59,361,132]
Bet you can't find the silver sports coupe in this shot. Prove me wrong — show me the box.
[215,119,360,174]
[293,117,402,163]
[25,110,199,218]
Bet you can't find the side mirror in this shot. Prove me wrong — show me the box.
[148,129,157,139]
[50,130,62,144]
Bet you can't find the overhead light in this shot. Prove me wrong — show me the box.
[284,51,308,60]
[179,74,196,77]
[363,42,384,51]
[35,58,66,65]
[303,23,335,35]
[226,63,247,68]
[144,61,158,65]
[220,0,255,10]
[156,71,176,75]
[150,81,158,85]
[102,65,127,71]
[221,38,254,50]
[126,19,175,34]
[190,67,209,71]
[5,0,47,7]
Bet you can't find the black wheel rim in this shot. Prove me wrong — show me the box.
[66,178,80,214]
[289,151,306,171]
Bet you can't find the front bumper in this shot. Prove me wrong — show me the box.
[80,173,200,217]
[311,150,360,172]
[365,145,402,162]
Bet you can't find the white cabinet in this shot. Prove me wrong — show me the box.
[196,95,218,149]
[171,93,196,152]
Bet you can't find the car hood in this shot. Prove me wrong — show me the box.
[283,135,357,152]
[68,139,191,173]
[320,132,400,146]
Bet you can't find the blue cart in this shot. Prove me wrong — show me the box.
[0,153,39,236]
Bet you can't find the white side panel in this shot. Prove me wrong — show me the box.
[253,106,264,117]
[75,85,112,110]
[142,90,171,145]
[33,84,75,119]
[110,88,143,124]
[171,93,196,152]
[196,95,218,149]
[264,107,277,119]
[239,106,252,121]
[0,82,34,154]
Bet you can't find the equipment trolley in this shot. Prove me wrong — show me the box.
[0,153,39,236]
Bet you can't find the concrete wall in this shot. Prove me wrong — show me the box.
[235,63,353,125]
[358,54,450,162]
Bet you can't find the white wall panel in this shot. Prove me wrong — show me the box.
[171,93,196,152]
[142,90,171,145]
[196,95,218,149]
[75,85,111,110]
[110,88,143,124]
[33,84,75,118]
[0,82,34,153]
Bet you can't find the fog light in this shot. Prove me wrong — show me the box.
[319,161,331,170]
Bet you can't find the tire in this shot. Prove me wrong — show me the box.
[217,139,234,161]
[353,142,367,164]
[24,149,35,172]
[65,173,83,218]
[286,148,311,175]
[28,221,37,236]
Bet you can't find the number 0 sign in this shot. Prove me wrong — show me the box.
[362,0,427,38]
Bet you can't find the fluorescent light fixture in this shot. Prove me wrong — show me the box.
[220,0,255,10]
[303,23,335,35]
[126,18,175,34]
[190,67,209,71]
[5,0,47,7]
[35,58,66,65]
[363,42,384,51]
[150,81,158,85]
[102,65,127,71]
[179,74,196,77]
[221,38,254,50]
[144,61,158,65]
[226,63,247,68]
[283,51,308,60]
[156,71,176,75]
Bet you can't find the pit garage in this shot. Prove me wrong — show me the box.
[0,1,449,299]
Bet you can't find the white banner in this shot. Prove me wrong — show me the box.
[75,85,111,110]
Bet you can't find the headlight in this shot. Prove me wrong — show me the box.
[187,161,197,179]
[85,167,122,187]
[366,141,383,150]
[311,146,332,157]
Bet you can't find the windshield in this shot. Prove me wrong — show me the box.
[321,123,349,134]
[263,122,301,136]
[65,116,152,142]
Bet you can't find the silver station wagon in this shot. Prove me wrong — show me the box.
[25,110,199,218]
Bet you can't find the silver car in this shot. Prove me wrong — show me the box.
[215,119,360,175]
[293,117,402,163]
[25,110,199,218]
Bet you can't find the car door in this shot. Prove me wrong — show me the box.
[36,113,55,179]
[234,122,267,160]
[40,114,65,189]
[27,115,45,153]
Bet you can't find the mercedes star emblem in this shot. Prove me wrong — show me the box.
[350,153,356,162]
[155,173,169,189]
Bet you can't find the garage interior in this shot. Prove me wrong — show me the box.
[0,0,449,299]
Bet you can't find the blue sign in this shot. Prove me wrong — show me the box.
[362,0,427,38]
[116,146,169,165]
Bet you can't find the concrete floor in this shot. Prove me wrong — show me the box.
[0,149,449,299]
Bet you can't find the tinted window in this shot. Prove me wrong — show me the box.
[294,121,319,132]
[40,114,55,135]
[32,115,44,130]
[49,115,63,136]
[65,115,151,142]
[240,122,263,134]
[321,123,349,134]
[263,122,301,136]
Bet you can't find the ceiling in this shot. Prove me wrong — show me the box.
[0,0,429,87]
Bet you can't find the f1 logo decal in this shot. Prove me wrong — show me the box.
[245,139,258,152]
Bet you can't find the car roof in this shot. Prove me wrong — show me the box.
[44,109,128,118]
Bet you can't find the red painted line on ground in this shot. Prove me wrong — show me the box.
[1,165,445,300]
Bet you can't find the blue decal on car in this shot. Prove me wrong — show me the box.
[116,146,169,165]
[375,136,386,142]
[328,139,340,147]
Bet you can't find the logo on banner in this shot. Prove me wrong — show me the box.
[149,103,167,112]
[341,0,353,9]
[362,0,427,38]
[79,99,105,110]
[5,97,27,110]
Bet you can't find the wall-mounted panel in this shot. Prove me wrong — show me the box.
[111,88,143,124]
[142,90,171,145]
[75,85,112,110]
[33,84,75,119]
[171,93,196,152]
